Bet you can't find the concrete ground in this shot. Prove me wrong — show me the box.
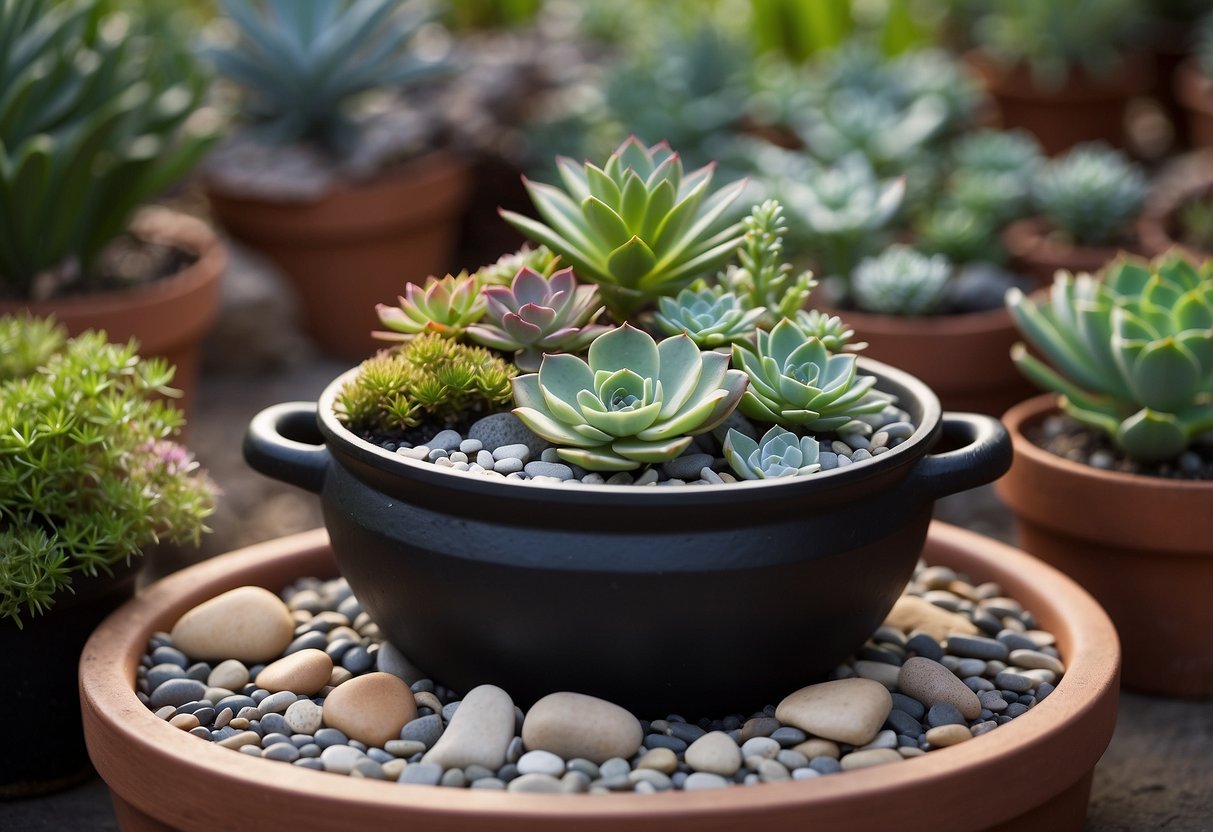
[2,241,1210,831]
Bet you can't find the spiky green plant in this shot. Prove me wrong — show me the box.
[732,318,891,431]
[1007,253,1213,463]
[0,0,217,296]
[0,316,215,626]
[852,245,952,316]
[337,333,515,435]
[499,137,748,321]
[792,309,866,353]
[913,206,995,266]
[466,267,610,371]
[723,425,821,480]
[374,272,486,341]
[716,199,816,327]
[511,324,748,470]
[206,0,444,156]
[1033,143,1147,247]
[652,284,766,349]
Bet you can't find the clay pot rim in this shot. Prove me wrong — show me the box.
[818,302,1015,338]
[966,49,1155,102]
[1174,57,1213,116]
[81,523,1119,830]
[1002,216,1139,279]
[1003,393,1213,497]
[1137,171,1213,260]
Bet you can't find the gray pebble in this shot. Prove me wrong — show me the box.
[428,430,462,452]
[809,756,841,774]
[740,737,780,759]
[313,728,348,749]
[818,451,839,470]
[599,757,631,779]
[524,461,574,480]
[508,773,563,793]
[351,759,386,780]
[151,645,189,668]
[464,763,497,782]
[995,671,1034,693]
[947,635,1010,662]
[476,450,495,468]
[469,777,506,790]
[258,691,298,716]
[320,745,365,774]
[294,758,325,771]
[906,634,944,661]
[147,664,187,690]
[770,726,806,746]
[441,702,460,722]
[662,453,713,480]
[440,768,467,788]
[645,733,686,752]
[978,690,1008,712]
[427,448,449,461]
[493,458,524,474]
[263,742,301,763]
[150,678,206,709]
[567,758,600,779]
[459,438,483,454]
[891,693,926,720]
[260,713,289,735]
[506,735,525,764]
[341,645,373,674]
[284,631,328,655]
[1005,703,1030,718]
[885,709,922,736]
[385,739,427,757]
[561,770,592,793]
[926,703,966,727]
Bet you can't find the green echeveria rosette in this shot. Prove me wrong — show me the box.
[732,318,891,432]
[499,137,748,322]
[511,324,748,471]
[374,272,485,341]
[466,266,610,372]
[652,285,766,349]
[723,426,822,480]
[1008,254,1213,463]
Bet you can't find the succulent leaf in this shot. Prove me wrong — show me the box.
[374,272,486,341]
[724,426,822,480]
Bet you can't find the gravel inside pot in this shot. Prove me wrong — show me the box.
[1028,413,1213,481]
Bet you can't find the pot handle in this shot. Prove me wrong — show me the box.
[243,402,330,494]
[909,412,1012,499]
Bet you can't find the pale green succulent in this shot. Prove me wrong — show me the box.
[914,205,996,266]
[511,324,749,471]
[374,272,485,341]
[792,309,866,353]
[1008,253,1213,463]
[716,199,817,328]
[723,426,821,480]
[473,245,561,287]
[207,0,445,156]
[500,137,748,321]
[466,267,609,372]
[1033,143,1147,247]
[952,129,1044,176]
[732,318,891,431]
[852,245,953,316]
[652,285,766,349]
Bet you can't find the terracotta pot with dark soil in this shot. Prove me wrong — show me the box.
[206,151,471,362]
[1002,216,1142,284]
[0,208,226,415]
[1174,57,1213,148]
[997,394,1213,698]
[967,52,1154,156]
[81,523,1120,832]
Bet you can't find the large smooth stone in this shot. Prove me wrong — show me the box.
[898,657,982,720]
[775,678,892,746]
[423,685,515,770]
[684,731,743,776]
[256,649,333,695]
[521,692,643,765]
[884,596,979,641]
[322,672,416,748]
[171,587,294,663]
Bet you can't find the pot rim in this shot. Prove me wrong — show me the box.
[817,302,1015,338]
[80,523,1120,831]
[315,355,943,506]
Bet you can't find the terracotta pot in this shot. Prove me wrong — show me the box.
[1174,57,1213,149]
[243,360,1010,716]
[1002,216,1140,285]
[817,304,1036,416]
[80,523,1119,831]
[996,394,1213,698]
[967,51,1154,155]
[0,558,139,798]
[1137,171,1213,260]
[205,151,472,362]
[0,208,225,415]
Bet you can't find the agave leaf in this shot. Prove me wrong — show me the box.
[616,136,655,177]
[499,205,603,276]
[219,0,309,82]
[1011,344,1120,419]
[521,180,605,259]
[649,177,710,255]
[1122,338,1202,413]
[653,177,747,267]
[1007,287,1114,397]
[639,177,677,241]
[555,155,591,202]
[618,169,649,231]
[643,231,748,291]
[582,196,631,249]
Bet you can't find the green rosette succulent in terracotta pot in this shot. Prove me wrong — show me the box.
[245,139,1012,716]
[0,315,216,797]
[202,0,472,360]
[0,0,226,413]
[998,252,1213,697]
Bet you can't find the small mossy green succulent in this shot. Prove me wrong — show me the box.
[499,137,748,321]
[1008,253,1213,463]
[1033,142,1147,247]
[914,205,997,266]
[723,425,821,480]
[374,272,486,341]
[852,245,953,316]
[337,333,515,434]
[732,318,891,431]
[511,324,749,471]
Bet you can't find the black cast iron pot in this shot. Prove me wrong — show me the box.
[245,358,1010,717]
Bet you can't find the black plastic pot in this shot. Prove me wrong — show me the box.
[244,359,1010,717]
[0,559,139,797]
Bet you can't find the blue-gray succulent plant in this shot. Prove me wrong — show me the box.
[723,425,821,480]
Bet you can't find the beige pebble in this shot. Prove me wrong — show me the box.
[898,657,982,720]
[424,684,516,770]
[382,759,406,780]
[839,748,903,770]
[521,692,643,765]
[322,672,416,747]
[884,595,978,640]
[228,717,249,730]
[793,738,840,760]
[898,746,926,759]
[205,687,234,704]
[256,649,333,695]
[634,747,679,774]
[852,660,901,689]
[1009,649,1065,675]
[327,626,363,644]
[170,586,294,663]
[284,699,324,735]
[775,678,892,746]
[329,667,353,686]
[207,659,249,691]
[684,731,743,776]
[414,691,443,714]
[1025,630,1056,648]
[169,713,199,731]
[217,730,261,750]
[154,706,176,720]
[925,724,972,747]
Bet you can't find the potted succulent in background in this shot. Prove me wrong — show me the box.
[1174,12,1213,148]
[1139,166,1213,260]
[0,315,217,797]
[958,0,1153,154]
[1003,142,1149,283]
[245,138,1010,716]
[0,0,224,412]
[202,0,471,360]
[997,252,1213,697]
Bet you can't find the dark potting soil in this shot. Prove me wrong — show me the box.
[6,234,197,302]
